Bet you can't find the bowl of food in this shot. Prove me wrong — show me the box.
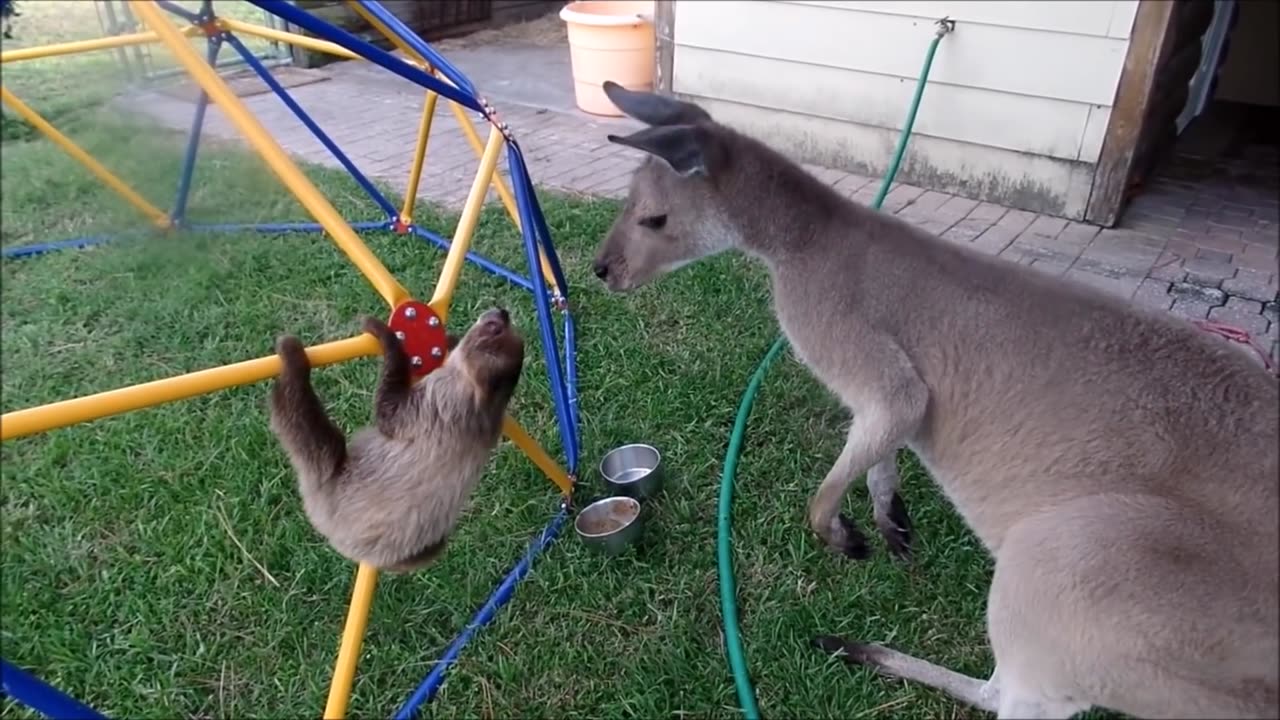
[599,443,664,499]
[574,495,643,555]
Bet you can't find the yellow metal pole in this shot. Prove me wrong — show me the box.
[340,1,440,229]
[0,335,378,442]
[217,18,364,63]
[323,563,379,720]
[444,102,561,297]
[0,87,171,228]
[400,91,439,225]
[129,1,410,309]
[446,102,524,233]
[428,125,504,323]
[0,26,201,64]
[342,0,560,297]
[501,415,573,495]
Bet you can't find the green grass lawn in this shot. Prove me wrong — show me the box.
[0,108,998,718]
[1,1,282,143]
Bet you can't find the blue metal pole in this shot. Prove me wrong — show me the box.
[508,142,581,462]
[513,148,571,299]
[562,312,581,453]
[0,659,110,720]
[2,220,391,260]
[352,0,476,96]
[220,32,401,220]
[392,505,569,719]
[242,1,483,112]
[507,144,578,472]
[155,0,201,24]
[2,235,118,259]
[171,37,222,225]
[408,225,534,293]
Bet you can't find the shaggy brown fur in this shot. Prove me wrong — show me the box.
[268,308,524,572]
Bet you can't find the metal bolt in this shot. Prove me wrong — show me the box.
[405,307,417,320]
[395,331,406,341]
[427,316,440,327]
[410,356,423,367]
[430,346,443,358]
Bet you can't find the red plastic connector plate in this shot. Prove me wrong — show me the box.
[387,300,448,378]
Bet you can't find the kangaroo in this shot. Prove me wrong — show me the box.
[590,81,1279,719]
[268,309,524,572]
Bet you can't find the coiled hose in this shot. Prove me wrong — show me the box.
[717,21,954,719]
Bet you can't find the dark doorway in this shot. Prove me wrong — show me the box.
[1120,1,1279,243]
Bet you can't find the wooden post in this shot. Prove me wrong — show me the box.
[1084,0,1176,227]
[654,0,675,94]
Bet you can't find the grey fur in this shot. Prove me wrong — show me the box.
[592,82,1280,719]
[268,309,524,573]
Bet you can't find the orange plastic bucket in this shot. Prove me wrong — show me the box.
[559,1,655,116]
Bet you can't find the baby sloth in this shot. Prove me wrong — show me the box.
[267,308,524,572]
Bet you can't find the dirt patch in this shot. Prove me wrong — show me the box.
[433,13,567,51]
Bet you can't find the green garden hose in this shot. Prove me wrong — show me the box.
[716,21,953,720]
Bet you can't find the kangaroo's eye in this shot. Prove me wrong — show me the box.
[638,214,667,230]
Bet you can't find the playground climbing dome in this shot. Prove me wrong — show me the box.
[0,1,582,718]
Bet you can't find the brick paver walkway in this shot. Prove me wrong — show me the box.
[125,55,1280,365]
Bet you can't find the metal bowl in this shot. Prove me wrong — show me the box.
[599,443,664,499]
[574,496,644,556]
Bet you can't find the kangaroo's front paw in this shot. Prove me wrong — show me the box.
[874,493,913,561]
[816,514,871,560]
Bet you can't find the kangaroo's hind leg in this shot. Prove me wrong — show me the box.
[989,495,1277,719]
[817,494,1276,719]
[814,617,1086,718]
[813,635,1002,714]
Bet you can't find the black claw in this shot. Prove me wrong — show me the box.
[880,523,913,560]
[812,635,849,656]
[837,514,872,560]
[812,635,877,667]
[888,493,912,533]
[877,493,914,560]
[883,531,912,561]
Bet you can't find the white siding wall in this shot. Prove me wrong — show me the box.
[670,1,1141,218]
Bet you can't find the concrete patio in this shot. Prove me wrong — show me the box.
[124,32,1280,366]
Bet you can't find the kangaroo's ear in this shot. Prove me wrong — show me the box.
[603,81,712,126]
[607,124,717,177]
